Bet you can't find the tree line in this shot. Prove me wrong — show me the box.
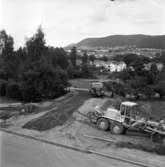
[0,27,94,102]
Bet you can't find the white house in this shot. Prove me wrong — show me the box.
[94,60,126,72]
[106,61,126,72]
[144,62,163,71]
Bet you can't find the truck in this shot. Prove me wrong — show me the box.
[89,82,105,97]
[87,100,165,144]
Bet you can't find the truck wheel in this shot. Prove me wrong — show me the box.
[97,118,109,131]
[111,122,125,135]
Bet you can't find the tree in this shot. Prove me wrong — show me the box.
[19,27,69,102]
[67,63,76,78]
[0,27,69,102]
[47,47,68,69]
[0,30,14,57]
[69,47,77,67]
[0,30,15,79]
[82,50,88,65]
[81,64,94,78]
[131,58,145,76]
[123,54,139,66]
[25,26,46,61]
[146,63,159,84]
[89,54,96,64]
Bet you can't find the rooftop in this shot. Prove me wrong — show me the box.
[122,101,137,107]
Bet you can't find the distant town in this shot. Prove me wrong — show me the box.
[65,46,164,73]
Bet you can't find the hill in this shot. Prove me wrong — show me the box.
[69,34,165,49]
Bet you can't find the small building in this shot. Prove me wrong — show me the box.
[93,60,126,72]
[107,61,126,72]
[144,62,163,71]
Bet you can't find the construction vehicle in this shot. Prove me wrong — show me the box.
[89,82,105,97]
[87,100,165,144]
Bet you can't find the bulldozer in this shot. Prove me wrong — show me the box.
[89,82,105,97]
[87,100,165,144]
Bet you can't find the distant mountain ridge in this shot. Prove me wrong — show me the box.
[68,34,165,49]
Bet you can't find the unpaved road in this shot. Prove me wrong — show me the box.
[0,131,140,167]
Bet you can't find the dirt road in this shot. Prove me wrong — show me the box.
[0,131,139,167]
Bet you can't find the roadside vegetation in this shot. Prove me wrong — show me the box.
[116,141,165,155]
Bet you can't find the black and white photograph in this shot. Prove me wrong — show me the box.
[0,0,165,166]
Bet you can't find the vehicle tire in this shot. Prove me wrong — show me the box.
[110,122,125,135]
[97,118,109,131]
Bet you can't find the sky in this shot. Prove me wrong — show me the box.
[0,0,165,49]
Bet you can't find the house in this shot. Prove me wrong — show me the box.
[157,63,164,71]
[107,61,126,72]
[144,62,163,71]
[93,60,126,72]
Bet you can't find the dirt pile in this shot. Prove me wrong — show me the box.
[22,91,90,131]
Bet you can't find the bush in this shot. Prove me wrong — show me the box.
[110,69,134,81]
[139,86,155,98]
[67,63,76,78]
[153,82,165,98]
[21,84,41,102]
[80,64,95,78]
[20,66,69,102]
[0,80,7,96]
[104,81,126,97]
[6,82,22,100]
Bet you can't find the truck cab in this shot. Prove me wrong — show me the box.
[89,82,105,97]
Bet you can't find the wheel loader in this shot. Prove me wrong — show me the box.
[87,100,165,144]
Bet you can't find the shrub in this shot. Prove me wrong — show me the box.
[80,64,94,78]
[21,85,41,102]
[20,66,69,102]
[104,81,126,97]
[0,80,7,96]
[6,82,22,100]
[153,82,165,98]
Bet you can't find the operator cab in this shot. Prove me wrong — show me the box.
[90,82,104,90]
[120,101,138,126]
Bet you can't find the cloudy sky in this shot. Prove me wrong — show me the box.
[0,0,165,49]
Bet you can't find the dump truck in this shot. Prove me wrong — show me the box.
[89,82,105,97]
[87,100,165,144]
